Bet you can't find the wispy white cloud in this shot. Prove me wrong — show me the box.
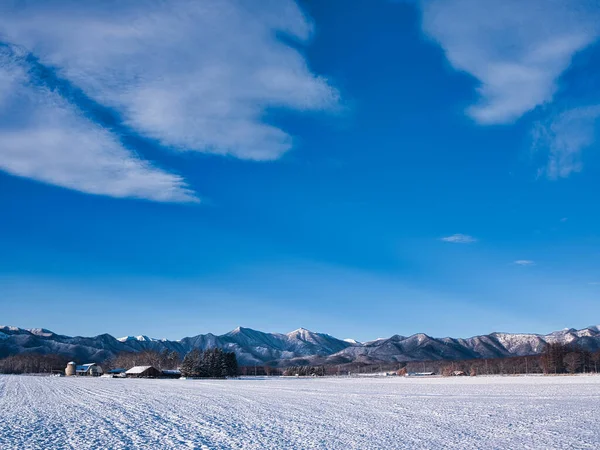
[416,0,600,124]
[0,48,196,202]
[514,260,535,266]
[0,0,338,162]
[440,234,477,244]
[532,105,600,179]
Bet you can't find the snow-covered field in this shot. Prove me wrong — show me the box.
[1,375,599,449]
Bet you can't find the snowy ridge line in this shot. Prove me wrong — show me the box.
[0,324,599,366]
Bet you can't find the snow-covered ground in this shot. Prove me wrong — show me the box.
[1,375,599,449]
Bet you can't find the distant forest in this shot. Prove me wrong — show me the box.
[332,343,600,376]
[1,343,599,377]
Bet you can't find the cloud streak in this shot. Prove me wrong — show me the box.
[533,105,600,179]
[0,0,338,161]
[417,0,600,124]
[0,47,196,202]
[440,234,477,244]
[514,260,535,266]
[0,0,338,201]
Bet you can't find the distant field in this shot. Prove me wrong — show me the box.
[1,375,599,449]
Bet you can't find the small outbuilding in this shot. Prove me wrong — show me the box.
[161,369,182,379]
[106,368,127,378]
[125,366,161,378]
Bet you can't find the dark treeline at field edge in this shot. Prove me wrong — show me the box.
[1,343,599,376]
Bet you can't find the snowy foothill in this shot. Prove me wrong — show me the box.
[1,375,599,449]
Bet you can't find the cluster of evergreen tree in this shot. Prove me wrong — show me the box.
[180,348,238,378]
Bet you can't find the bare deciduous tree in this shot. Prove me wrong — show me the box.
[564,352,582,374]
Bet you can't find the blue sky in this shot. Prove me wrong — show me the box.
[2,0,600,341]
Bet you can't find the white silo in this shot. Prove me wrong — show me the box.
[65,362,76,376]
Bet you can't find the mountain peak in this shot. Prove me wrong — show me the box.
[117,335,156,343]
[28,328,55,337]
[0,326,24,332]
[228,326,259,335]
[288,327,313,335]
[287,328,324,341]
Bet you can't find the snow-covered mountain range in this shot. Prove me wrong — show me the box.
[1,325,599,366]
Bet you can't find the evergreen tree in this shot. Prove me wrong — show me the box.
[225,352,238,377]
[180,348,237,378]
[181,349,201,377]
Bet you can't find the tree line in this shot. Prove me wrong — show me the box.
[180,348,238,378]
[105,349,182,371]
[540,343,600,374]
[107,348,239,377]
[0,348,238,377]
[1,343,598,376]
[0,353,69,374]
[409,343,600,376]
[304,344,600,377]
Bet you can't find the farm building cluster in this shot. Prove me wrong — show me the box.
[64,362,180,379]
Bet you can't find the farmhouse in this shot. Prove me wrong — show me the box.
[125,366,161,378]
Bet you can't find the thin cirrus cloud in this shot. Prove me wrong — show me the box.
[0,0,338,201]
[532,105,600,179]
[514,260,535,266]
[416,0,600,125]
[440,234,477,244]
